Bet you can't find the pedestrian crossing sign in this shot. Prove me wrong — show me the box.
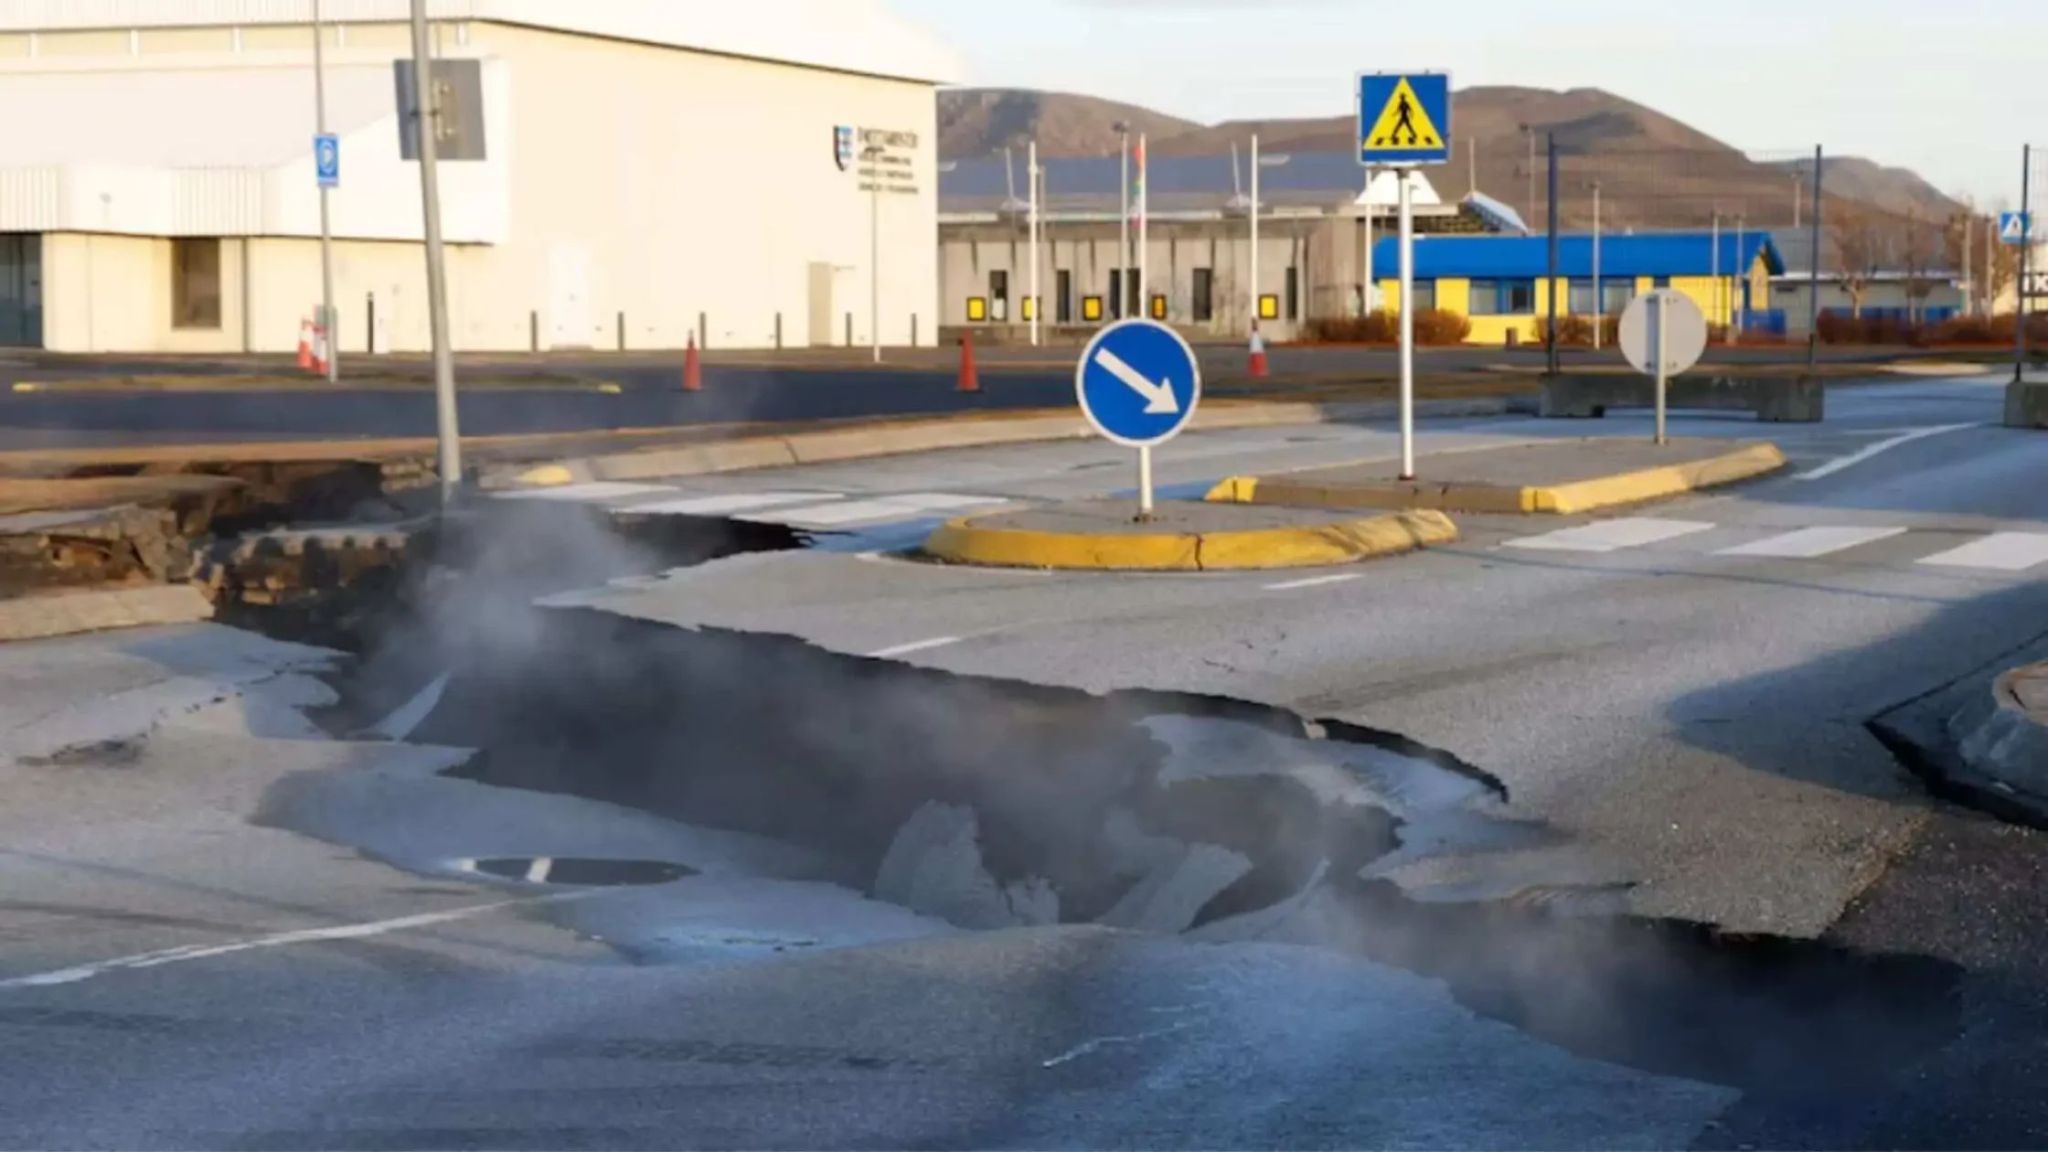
[2000,211,2030,246]
[1359,73,1451,166]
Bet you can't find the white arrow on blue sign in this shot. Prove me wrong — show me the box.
[2000,211,2030,246]
[314,133,340,189]
[1075,319,1202,447]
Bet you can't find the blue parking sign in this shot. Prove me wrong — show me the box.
[315,133,340,189]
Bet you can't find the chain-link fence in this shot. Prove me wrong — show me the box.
[1533,137,2039,368]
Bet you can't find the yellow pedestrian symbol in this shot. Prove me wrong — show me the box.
[1364,77,1443,150]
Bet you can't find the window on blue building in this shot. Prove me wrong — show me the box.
[1409,279,1437,312]
[1601,279,1635,314]
[1469,279,1534,316]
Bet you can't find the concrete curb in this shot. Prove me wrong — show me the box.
[486,397,1521,489]
[1206,442,1787,516]
[0,584,212,643]
[922,507,1458,572]
[10,376,624,395]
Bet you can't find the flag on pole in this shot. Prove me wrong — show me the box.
[1131,136,1147,229]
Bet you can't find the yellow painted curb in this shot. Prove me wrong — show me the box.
[10,382,41,393]
[1210,442,1787,516]
[923,508,1457,572]
[512,463,579,487]
[1525,443,1786,514]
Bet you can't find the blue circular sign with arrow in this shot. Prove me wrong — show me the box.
[1074,319,1203,447]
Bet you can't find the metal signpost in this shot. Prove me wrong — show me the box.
[1617,289,1708,447]
[311,0,338,383]
[405,0,459,502]
[1075,319,1202,519]
[1358,71,1451,481]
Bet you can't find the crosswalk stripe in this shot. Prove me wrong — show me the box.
[1917,532,2048,573]
[1714,526,1908,559]
[490,482,676,503]
[1503,518,1716,554]
[623,492,839,516]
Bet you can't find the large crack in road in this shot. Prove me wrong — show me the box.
[237,500,1965,1103]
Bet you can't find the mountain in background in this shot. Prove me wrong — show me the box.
[936,87,1965,234]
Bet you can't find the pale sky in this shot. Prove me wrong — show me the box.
[886,0,2045,207]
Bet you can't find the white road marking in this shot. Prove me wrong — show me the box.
[1714,526,1908,559]
[1263,573,1363,591]
[866,636,962,659]
[625,492,838,516]
[1917,532,2048,573]
[744,494,1004,527]
[1504,518,1717,554]
[1793,423,1979,481]
[0,897,581,991]
[489,482,676,502]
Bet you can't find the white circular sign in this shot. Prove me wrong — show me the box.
[1617,289,1708,378]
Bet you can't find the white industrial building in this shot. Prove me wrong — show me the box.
[0,0,957,353]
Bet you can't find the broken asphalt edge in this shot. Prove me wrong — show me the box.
[1204,442,1787,516]
[920,507,1458,572]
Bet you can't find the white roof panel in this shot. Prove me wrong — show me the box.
[0,0,961,84]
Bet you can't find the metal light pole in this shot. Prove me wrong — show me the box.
[1249,134,1259,336]
[1792,173,1802,230]
[311,0,337,382]
[1591,181,1602,350]
[1521,124,1537,224]
[1733,213,1746,343]
[1027,140,1040,347]
[2019,143,2033,384]
[1397,166,1416,480]
[865,145,883,362]
[1116,122,1130,319]
[1137,133,1148,317]
[1710,209,1722,332]
[407,0,459,502]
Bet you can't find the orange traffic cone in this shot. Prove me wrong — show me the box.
[297,319,315,372]
[1247,325,1269,379]
[682,333,702,392]
[956,333,980,393]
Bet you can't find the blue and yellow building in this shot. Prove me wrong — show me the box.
[1370,231,1784,344]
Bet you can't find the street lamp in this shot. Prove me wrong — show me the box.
[1590,180,1603,350]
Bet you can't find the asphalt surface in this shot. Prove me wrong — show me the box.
[0,342,2014,451]
[4,375,2047,1147]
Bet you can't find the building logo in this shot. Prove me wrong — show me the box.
[834,125,856,172]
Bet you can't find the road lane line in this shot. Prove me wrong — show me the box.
[867,636,963,659]
[488,482,676,503]
[0,895,585,991]
[1504,518,1716,554]
[1917,532,2048,573]
[1263,573,1363,591]
[1714,526,1908,559]
[625,491,838,515]
[1793,423,1979,481]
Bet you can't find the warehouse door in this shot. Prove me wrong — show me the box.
[546,243,593,349]
[0,235,42,347]
[807,262,835,346]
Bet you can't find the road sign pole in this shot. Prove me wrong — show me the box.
[1398,166,1416,480]
[1655,295,1669,447]
[1138,443,1154,519]
[1592,182,1602,350]
[871,147,882,364]
[408,0,460,502]
[2020,144,2033,385]
[312,0,337,383]
[1250,134,1260,337]
[1118,131,1129,318]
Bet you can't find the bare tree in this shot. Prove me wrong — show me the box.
[1832,208,1884,319]
[1900,210,1937,325]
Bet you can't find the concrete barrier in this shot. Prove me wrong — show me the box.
[2005,380,2048,429]
[1539,374,1824,423]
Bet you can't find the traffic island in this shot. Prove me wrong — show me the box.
[922,499,1457,572]
[1207,437,1785,516]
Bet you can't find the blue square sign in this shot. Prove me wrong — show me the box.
[1358,73,1452,166]
[314,133,340,189]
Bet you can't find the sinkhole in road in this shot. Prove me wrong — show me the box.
[262,499,1964,1099]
